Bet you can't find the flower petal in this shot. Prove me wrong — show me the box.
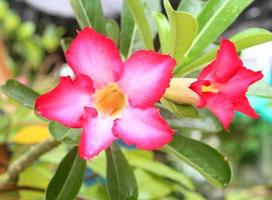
[204,93,234,129]
[113,106,174,150]
[35,75,94,128]
[233,97,259,118]
[79,108,117,160]
[118,50,176,108]
[220,67,263,101]
[189,80,210,108]
[214,39,242,83]
[66,27,123,88]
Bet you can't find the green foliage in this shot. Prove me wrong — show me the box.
[1,79,39,109]
[70,0,106,33]
[126,0,154,50]
[160,98,199,119]
[46,147,86,200]
[164,0,198,65]
[167,134,232,188]
[106,143,138,200]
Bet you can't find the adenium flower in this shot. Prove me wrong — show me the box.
[189,39,263,129]
[35,27,176,160]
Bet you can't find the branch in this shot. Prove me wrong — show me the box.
[2,138,60,185]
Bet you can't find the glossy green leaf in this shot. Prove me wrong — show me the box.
[165,110,222,133]
[119,0,135,57]
[70,0,106,33]
[177,0,206,16]
[153,12,170,53]
[49,122,81,146]
[0,79,39,109]
[167,134,232,188]
[129,157,194,189]
[46,147,86,200]
[106,143,138,200]
[126,0,154,50]
[164,0,198,65]
[179,0,252,68]
[60,37,72,53]
[160,98,198,118]
[175,28,272,76]
[106,19,120,44]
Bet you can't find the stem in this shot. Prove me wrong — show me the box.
[3,138,60,185]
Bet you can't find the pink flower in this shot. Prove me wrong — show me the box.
[35,27,176,160]
[190,39,263,129]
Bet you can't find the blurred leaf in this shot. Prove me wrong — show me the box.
[153,12,170,53]
[12,124,50,144]
[176,28,272,76]
[126,0,154,50]
[167,134,232,188]
[164,0,198,65]
[70,0,106,33]
[178,0,252,69]
[60,37,72,53]
[46,147,86,200]
[248,80,272,99]
[106,143,138,200]
[129,157,194,189]
[1,79,39,109]
[160,98,198,118]
[135,169,177,199]
[16,21,35,40]
[178,0,206,16]
[48,122,81,146]
[119,0,136,57]
[106,19,120,44]
[3,11,20,34]
[42,25,65,52]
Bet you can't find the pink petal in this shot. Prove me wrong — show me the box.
[189,80,210,108]
[79,108,117,160]
[233,97,259,118]
[220,67,263,102]
[204,93,234,129]
[35,75,94,128]
[214,39,243,83]
[113,106,174,150]
[198,63,216,81]
[118,50,176,108]
[66,27,123,88]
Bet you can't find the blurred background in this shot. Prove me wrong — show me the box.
[0,0,272,199]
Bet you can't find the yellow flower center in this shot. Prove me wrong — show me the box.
[201,84,219,93]
[94,83,127,117]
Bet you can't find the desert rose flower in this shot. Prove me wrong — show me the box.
[189,39,263,129]
[35,27,176,160]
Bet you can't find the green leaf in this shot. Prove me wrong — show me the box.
[106,143,138,200]
[1,79,39,109]
[70,0,106,33]
[46,147,86,200]
[165,110,222,133]
[126,0,154,50]
[179,0,252,68]
[49,122,81,146]
[164,0,198,65]
[160,98,198,118]
[177,0,206,16]
[129,157,194,189]
[119,0,135,57]
[248,80,272,99]
[153,12,170,53]
[175,28,272,77]
[105,19,120,44]
[60,37,72,53]
[167,134,232,188]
